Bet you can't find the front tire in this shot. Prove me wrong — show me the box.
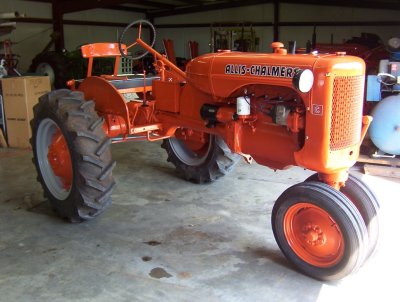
[162,132,241,184]
[31,89,116,222]
[272,181,368,281]
[305,173,380,262]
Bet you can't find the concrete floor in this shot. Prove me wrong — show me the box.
[0,142,399,302]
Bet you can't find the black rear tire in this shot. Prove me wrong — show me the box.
[162,134,241,184]
[31,89,116,222]
[305,173,380,262]
[29,52,70,89]
[272,181,368,281]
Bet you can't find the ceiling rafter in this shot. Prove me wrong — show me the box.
[148,0,400,18]
[23,0,175,14]
[148,0,272,18]
[120,0,176,9]
[281,0,400,10]
[56,0,130,14]
[175,0,211,4]
[20,0,400,17]
[106,5,147,14]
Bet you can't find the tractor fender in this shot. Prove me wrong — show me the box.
[78,76,131,134]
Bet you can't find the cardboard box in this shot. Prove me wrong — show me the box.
[1,76,51,148]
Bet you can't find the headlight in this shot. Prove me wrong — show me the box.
[292,69,314,93]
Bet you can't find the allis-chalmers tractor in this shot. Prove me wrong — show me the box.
[31,20,379,281]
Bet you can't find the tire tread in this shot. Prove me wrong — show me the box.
[31,89,115,222]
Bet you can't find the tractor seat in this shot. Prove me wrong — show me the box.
[108,75,160,90]
[81,42,126,58]
[81,42,128,77]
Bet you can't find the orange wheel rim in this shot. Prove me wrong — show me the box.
[183,134,209,156]
[174,129,211,160]
[47,128,73,190]
[175,128,209,152]
[283,203,345,267]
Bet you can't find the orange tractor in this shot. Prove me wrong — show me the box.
[31,20,379,281]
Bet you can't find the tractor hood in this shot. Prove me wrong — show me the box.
[185,51,365,99]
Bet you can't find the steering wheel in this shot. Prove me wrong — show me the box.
[118,19,156,60]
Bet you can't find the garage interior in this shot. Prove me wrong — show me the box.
[0,0,400,301]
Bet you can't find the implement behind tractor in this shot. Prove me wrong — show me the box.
[30,20,379,281]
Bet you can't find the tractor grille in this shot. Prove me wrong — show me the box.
[330,75,364,151]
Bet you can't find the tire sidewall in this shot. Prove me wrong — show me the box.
[31,90,115,222]
[169,133,217,168]
[32,101,83,218]
[272,183,365,280]
[305,172,380,261]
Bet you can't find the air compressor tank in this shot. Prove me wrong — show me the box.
[369,94,400,155]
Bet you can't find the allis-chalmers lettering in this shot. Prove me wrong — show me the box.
[225,64,299,78]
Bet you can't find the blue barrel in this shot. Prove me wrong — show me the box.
[369,95,400,155]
